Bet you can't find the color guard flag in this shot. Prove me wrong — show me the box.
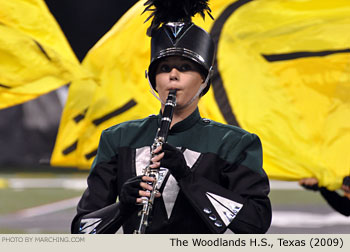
[209,0,350,190]
[0,0,91,109]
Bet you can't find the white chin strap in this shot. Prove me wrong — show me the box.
[146,67,212,108]
[146,70,166,105]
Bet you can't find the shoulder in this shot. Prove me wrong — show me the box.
[98,114,158,148]
[198,117,254,141]
[102,114,158,136]
[196,118,262,162]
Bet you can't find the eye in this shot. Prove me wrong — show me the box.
[179,64,192,71]
[159,64,171,73]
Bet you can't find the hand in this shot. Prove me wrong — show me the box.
[119,175,161,213]
[150,142,191,181]
[298,178,320,191]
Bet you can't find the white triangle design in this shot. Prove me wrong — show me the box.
[183,149,201,168]
[161,172,179,219]
[206,192,243,226]
[162,149,201,218]
[80,218,102,234]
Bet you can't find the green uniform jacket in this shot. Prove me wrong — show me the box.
[72,109,272,233]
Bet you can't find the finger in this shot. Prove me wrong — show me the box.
[309,178,318,184]
[299,178,317,186]
[136,197,147,204]
[306,181,317,186]
[149,161,161,169]
[155,191,162,198]
[139,190,151,197]
[140,182,153,191]
[151,152,164,163]
[152,145,162,154]
[141,176,155,182]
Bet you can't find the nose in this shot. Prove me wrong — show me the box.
[169,67,179,81]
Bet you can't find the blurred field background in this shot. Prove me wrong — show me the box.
[1,168,350,234]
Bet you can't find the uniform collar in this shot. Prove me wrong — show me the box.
[158,108,201,133]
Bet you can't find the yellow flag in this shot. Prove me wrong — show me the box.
[0,0,91,108]
[51,1,154,168]
[51,0,350,190]
[212,0,350,189]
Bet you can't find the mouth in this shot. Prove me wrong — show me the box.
[168,88,180,92]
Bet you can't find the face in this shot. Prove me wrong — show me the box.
[342,184,350,194]
[155,56,204,109]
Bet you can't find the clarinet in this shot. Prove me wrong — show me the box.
[134,89,177,234]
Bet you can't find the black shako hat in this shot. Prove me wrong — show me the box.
[143,0,215,96]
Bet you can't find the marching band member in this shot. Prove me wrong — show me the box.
[71,0,271,234]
